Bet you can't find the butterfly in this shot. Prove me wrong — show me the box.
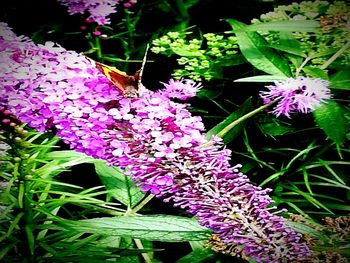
[91,44,149,98]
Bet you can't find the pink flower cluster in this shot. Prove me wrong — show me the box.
[57,0,122,25]
[0,23,311,262]
[260,77,331,118]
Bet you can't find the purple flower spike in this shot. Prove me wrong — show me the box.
[260,77,332,118]
[0,23,311,262]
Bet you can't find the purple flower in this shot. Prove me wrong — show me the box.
[0,23,311,262]
[57,0,121,25]
[160,78,202,100]
[260,77,332,118]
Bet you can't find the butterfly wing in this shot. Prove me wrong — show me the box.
[88,46,149,98]
[94,61,135,93]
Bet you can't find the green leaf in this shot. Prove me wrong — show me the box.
[94,160,145,207]
[268,43,306,57]
[285,221,326,240]
[243,20,320,33]
[302,66,328,79]
[313,101,347,145]
[234,75,289,82]
[258,117,294,137]
[197,87,223,99]
[279,32,303,53]
[310,48,339,59]
[184,0,201,8]
[176,248,216,263]
[226,19,291,76]
[60,215,211,242]
[219,54,246,67]
[205,98,252,143]
[330,71,350,90]
[279,32,304,68]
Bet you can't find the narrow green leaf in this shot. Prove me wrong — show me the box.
[302,66,328,79]
[302,168,313,195]
[60,215,211,242]
[321,203,350,211]
[185,0,201,9]
[46,150,95,163]
[25,225,35,255]
[258,117,294,137]
[0,243,16,260]
[205,98,252,143]
[243,20,320,33]
[285,221,326,240]
[260,171,287,186]
[310,48,339,59]
[317,158,346,185]
[234,75,289,82]
[309,174,350,190]
[176,248,216,263]
[219,54,246,67]
[285,202,308,216]
[268,44,306,57]
[94,161,145,207]
[37,150,96,178]
[330,71,350,90]
[4,212,24,241]
[313,101,347,145]
[279,32,303,52]
[226,19,291,76]
[284,185,334,214]
[279,32,304,68]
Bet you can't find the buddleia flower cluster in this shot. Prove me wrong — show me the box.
[0,22,311,262]
[57,0,122,25]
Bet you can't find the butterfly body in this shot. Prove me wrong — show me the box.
[95,62,141,98]
[91,44,149,98]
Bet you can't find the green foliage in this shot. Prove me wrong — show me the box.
[286,214,350,261]
[313,101,347,145]
[250,0,350,70]
[2,0,350,262]
[226,19,292,77]
[56,215,211,242]
[205,98,253,143]
[95,160,146,207]
[152,31,242,80]
[255,141,350,216]
[0,126,209,262]
[330,70,350,90]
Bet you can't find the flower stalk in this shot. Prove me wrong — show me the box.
[320,39,350,69]
[0,24,311,262]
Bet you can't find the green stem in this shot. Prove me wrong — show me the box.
[134,239,152,263]
[320,40,350,70]
[131,194,154,214]
[23,179,35,260]
[216,99,277,138]
[200,99,278,148]
[172,0,190,31]
[175,0,189,20]
[124,9,135,62]
[95,37,102,59]
[295,56,311,77]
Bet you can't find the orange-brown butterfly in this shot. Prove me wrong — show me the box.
[91,44,149,98]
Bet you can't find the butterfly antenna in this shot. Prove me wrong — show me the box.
[138,43,150,84]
